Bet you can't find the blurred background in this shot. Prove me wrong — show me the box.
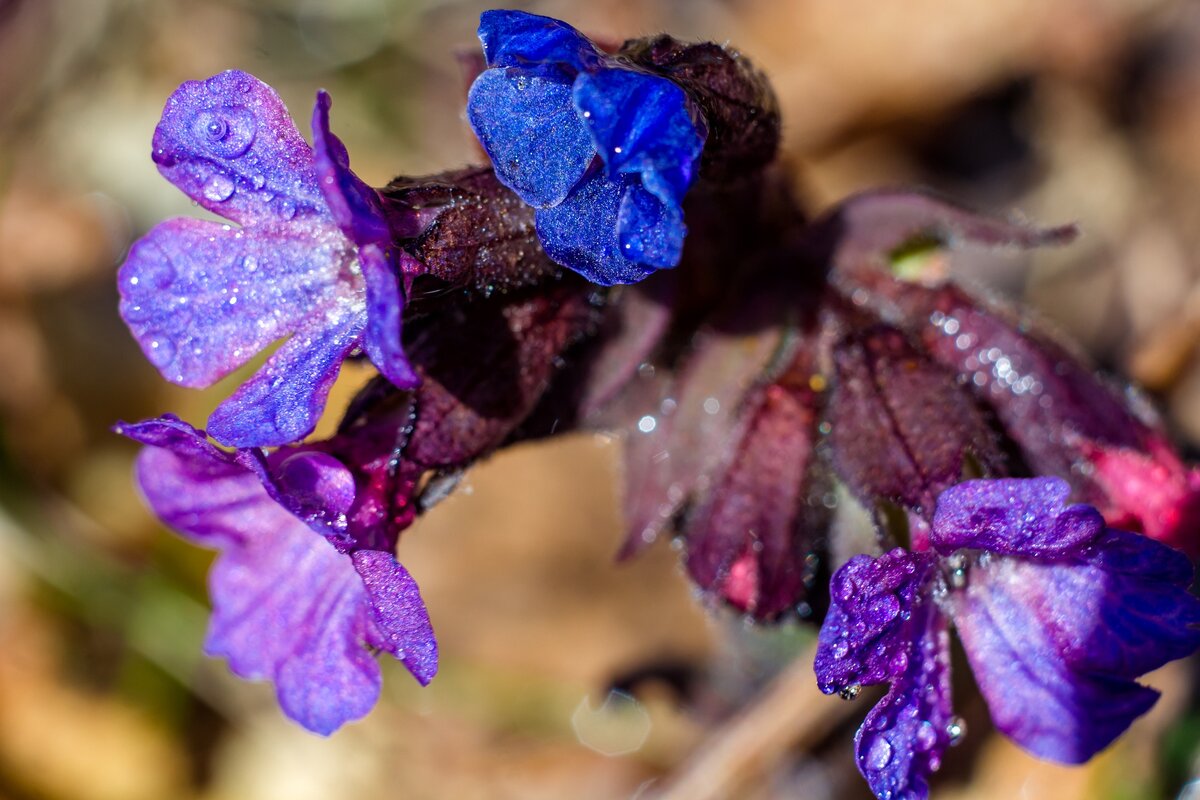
[3,0,1200,798]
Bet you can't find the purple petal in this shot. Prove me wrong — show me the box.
[616,181,685,269]
[207,312,365,447]
[477,10,604,72]
[353,551,438,685]
[932,477,1104,558]
[360,243,418,389]
[854,600,955,800]
[828,325,1004,516]
[685,381,826,620]
[262,448,357,535]
[466,69,595,208]
[815,548,936,694]
[152,70,325,227]
[311,90,391,245]
[949,533,1200,763]
[123,417,438,735]
[572,68,705,181]
[118,217,347,387]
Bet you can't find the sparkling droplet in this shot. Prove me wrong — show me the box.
[865,736,893,770]
[832,640,850,659]
[205,117,229,140]
[203,173,235,202]
[279,200,297,220]
[839,684,861,700]
[915,721,937,751]
[251,173,266,189]
[242,255,259,272]
[147,337,176,369]
[946,717,966,746]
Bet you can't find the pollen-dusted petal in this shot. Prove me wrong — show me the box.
[828,325,1004,516]
[360,243,418,389]
[616,181,685,269]
[467,69,595,208]
[815,548,936,694]
[572,68,704,181]
[152,70,325,227]
[311,90,391,246]
[932,477,1104,558]
[207,311,366,447]
[853,600,954,800]
[948,532,1200,763]
[684,381,826,619]
[353,550,438,685]
[477,9,603,72]
[535,172,656,285]
[122,416,438,736]
[118,217,346,388]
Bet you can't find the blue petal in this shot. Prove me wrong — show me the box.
[572,68,705,182]
[477,10,603,72]
[467,68,595,207]
[617,181,685,268]
[534,172,656,285]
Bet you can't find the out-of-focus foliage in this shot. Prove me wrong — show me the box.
[3,1,1200,798]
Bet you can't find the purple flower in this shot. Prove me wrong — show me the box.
[466,10,706,284]
[118,70,418,448]
[117,415,436,735]
[815,477,1200,800]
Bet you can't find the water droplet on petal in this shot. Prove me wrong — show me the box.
[147,337,176,369]
[915,720,938,751]
[865,736,893,770]
[279,200,297,220]
[839,684,861,700]
[203,173,235,202]
[251,173,266,189]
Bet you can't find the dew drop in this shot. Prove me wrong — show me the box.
[203,173,235,202]
[839,684,861,700]
[251,173,266,189]
[242,255,259,272]
[865,736,893,770]
[831,640,850,659]
[946,717,966,746]
[915,721,937,751]
[147,337,176,369]
[206,117,229,140]
[279,200,297,220]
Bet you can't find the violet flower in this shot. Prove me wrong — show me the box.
[466,10,707,284]
[116,415,437,735]
[119,70,417,448]
[815,477,1200,800]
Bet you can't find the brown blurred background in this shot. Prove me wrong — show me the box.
[3,0,1200,798]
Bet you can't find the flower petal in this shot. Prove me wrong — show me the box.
[949,533,1200,763]
[124,416,438,735]
[815,548,936,694]
[467,69,595,208]
[535,172,655,285]
[854,600,954,800]
[477,10,603,72]
[207,312,365,447]
[360,243,419,389]
[152,70,325,227]
[353,550,438,685]
[118,217,346,388]
[311,90,391,245]
[932,477,1104,558]
[616,181,685,268]
[572,68,704,181]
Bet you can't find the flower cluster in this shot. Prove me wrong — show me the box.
[115,11,1200,797]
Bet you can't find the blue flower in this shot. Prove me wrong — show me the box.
[466,10,706,285]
